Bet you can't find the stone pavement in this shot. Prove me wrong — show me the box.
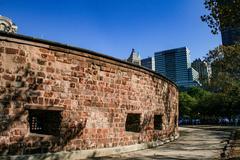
[91,126,237,160]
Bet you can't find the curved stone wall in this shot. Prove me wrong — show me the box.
[0,32,178,156]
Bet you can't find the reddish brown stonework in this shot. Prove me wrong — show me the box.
[0,33,179,156]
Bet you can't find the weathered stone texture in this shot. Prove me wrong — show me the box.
[0,34,178,155]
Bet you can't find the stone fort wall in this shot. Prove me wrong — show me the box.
[0,32,178,156]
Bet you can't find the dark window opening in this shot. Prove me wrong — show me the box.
[125,113,141,132]
[28,109,61,136]
[154,115,163,130]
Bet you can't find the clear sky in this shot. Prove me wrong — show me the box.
[0,0,221,61]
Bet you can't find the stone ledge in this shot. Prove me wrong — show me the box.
[0,134,179,160]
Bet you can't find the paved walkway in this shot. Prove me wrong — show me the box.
[93,126,236,160]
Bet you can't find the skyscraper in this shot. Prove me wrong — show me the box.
[127,48,141,65]
[141,57,155,71]
[221,27,240,45]
[155,47,200,88]
[192,58,211,84]
[218,0,240,45]
[0,15,17,33]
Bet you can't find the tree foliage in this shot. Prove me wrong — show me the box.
[179,86,240,120]
[180,0,240,123]
[206,45,240,92]
[179,87,212,118]
[201,0,240,34]
[179,92,197,118]
[180,44,240,120]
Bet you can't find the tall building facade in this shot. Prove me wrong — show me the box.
[141,57,155,71]
[0,15,17,33]
[155,47,200,88]
[218,0,240,45]
[127,48,141,65]
[192,58,211,84]
[221,27,240,45]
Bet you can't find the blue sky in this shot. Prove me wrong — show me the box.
[0,0,221,61]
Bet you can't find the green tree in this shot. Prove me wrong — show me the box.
[187,87,211,100]
[202,0,240,115]
[197,0,240,121]
[206,45,240,92]
[204,45,240,117]
[201,0,240,34]
[187,87,214,119]
[179,92,197,118]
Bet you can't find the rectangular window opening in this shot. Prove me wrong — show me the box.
[154,115,163,130]
[125,113,141,132]
[28,109,61,136]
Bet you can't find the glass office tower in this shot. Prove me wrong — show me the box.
[141,57,155,71]
[155,47,200,88]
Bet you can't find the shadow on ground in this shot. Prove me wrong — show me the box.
[183,125,239,132]
[89,126,238,160]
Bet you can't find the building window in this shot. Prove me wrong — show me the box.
[28,109,61,136]
[154,115,163,130]
[125,113,141,132]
